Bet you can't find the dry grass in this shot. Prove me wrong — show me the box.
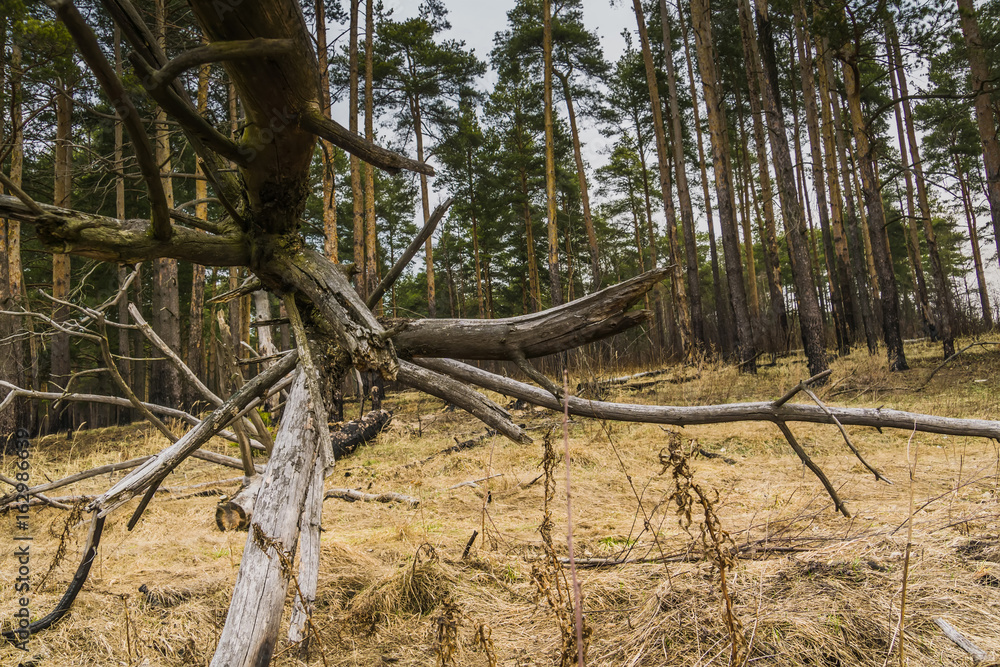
[3,337,1000,665]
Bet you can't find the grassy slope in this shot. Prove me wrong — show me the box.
[2,338,1000,665]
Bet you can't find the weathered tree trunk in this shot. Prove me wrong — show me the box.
[956,0,1000,268]
[209,373,324,667]
[690,0,757,372]
[633,0,692,356]
[842,55,907,370]
[676,0,733,357]
[543,0,563,308]
[660,0,705,349]
[889,23,956,358]
[754,0,827,378]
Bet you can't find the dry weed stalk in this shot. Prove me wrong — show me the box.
[533,428,592,666]
[897,425,918,667]
[662,430,745,665]
[473,622,498,667]
[36,500,85,591]
[433,597,461,667]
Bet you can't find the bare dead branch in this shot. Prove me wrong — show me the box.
[366,198,451,311]
[416,358,1000,439]
[299,107,434,176]
[90,351,298,518]
[151,39,297,89]
[397,360,531,445]
[774,420,850,517]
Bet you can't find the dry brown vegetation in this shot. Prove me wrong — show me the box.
[4,338,1000,666]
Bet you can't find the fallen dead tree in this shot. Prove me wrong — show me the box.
[7,1,1000,662]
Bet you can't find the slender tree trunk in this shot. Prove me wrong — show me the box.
[317,0,338,262]
[556,72,601,292]
[955,154,992,327]
[151,0,181,408]
[889,23,956,357]
[677,0,733,356]
[187,49,210,395]
[884,23,932,339]
[754,0,827,378]
[635,131,667,351]
[660,0,706,348]
[363,0,378,312]
[114,27,134,419]
[956,0,1000,267]
[633,0,692,355]
[843,54,907,370]
[735,2,785,349]
[793,1,849,354]
[690,0,756,372]
[413,97,435,316]
[349,0,365,297]
[733,97,761,323]
[0,27,13,441]
[521,173,541,313]
[822,41,879,354]
[467,149,485,318]
[51,84,73,430]
[543,0,563,308]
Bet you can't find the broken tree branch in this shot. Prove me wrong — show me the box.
[416,358,1000,439]
[397,360,531,445]
[324,488,419,506]
[366,198,452,311]
[298,107,433,176]
[391,268,667,360]
[773,420,850,518]
[150,38,296,89]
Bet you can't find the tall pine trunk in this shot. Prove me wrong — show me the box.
[955,155,992,326]
[543,0,563,307]
[633,0,692,355]
[152,0,181,408]
[317,0,338,262]
[363,0,379,312]
[349,0,365,297]
[843,55,907,370]
[956,0,1000,268]
[690,0,757,372]
[754,0,828,378]
[677,0,733,356]
[52,84,73,430]
[660,0,706,349]
[889,23,956,358]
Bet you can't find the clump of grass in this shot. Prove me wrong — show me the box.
[345,543,453,629]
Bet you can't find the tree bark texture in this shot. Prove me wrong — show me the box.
[753,1,827,378]
[956,0,1000,268]
[689,0,757,372]
[842,57,907,370]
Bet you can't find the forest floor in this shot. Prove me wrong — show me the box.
[3,337,1000,666]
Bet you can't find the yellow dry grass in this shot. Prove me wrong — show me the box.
[3,337,1000,666]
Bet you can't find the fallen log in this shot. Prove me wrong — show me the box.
[324,488,419,506]
[416,358,1000,439]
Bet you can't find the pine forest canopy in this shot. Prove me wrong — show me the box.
[2,0,1000,663]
